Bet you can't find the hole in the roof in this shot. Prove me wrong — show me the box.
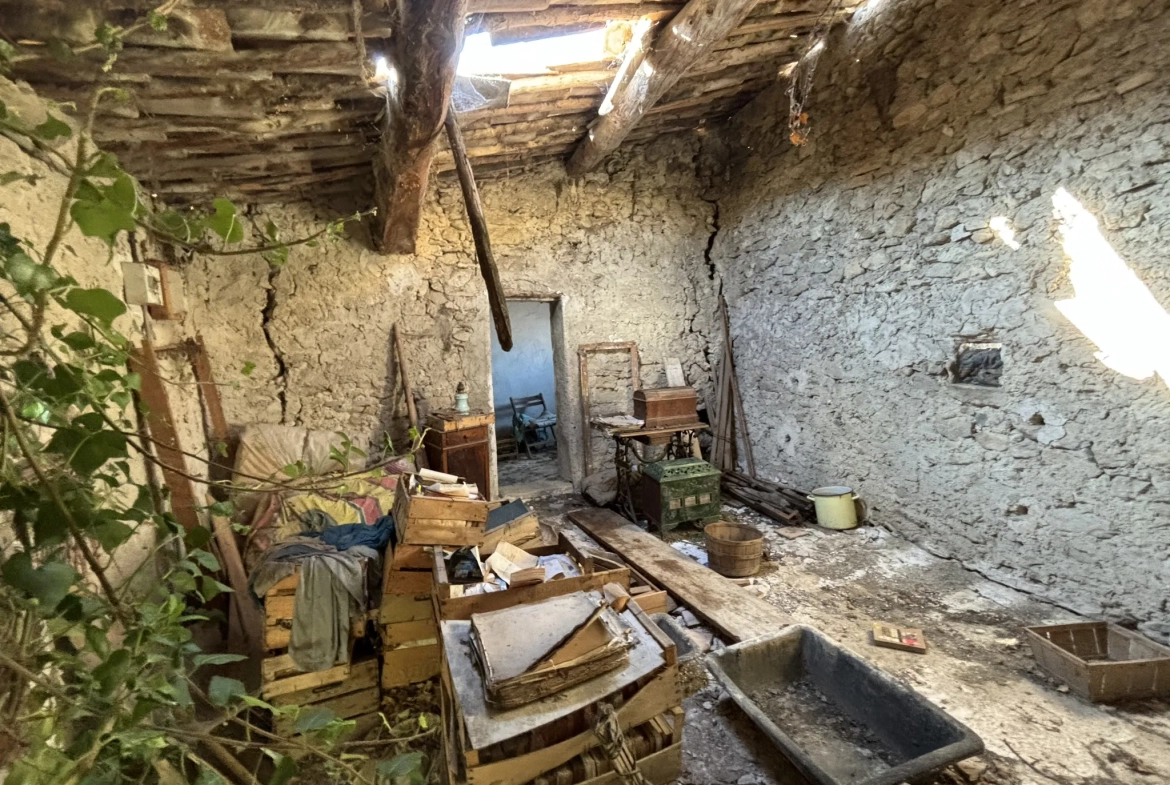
[457,29,607,76]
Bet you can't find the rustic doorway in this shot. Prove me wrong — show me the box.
[490,295,571,498]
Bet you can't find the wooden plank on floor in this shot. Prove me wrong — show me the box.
[567,508,792,643]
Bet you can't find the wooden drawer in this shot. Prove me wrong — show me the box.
[434,426,489,448]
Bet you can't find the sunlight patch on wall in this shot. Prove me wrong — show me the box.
[1052,187,1170,384]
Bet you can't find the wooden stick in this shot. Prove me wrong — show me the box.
[721,299,755,476]
[444,97,513,352]
[393,323,420,429]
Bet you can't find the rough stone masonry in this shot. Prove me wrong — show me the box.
[707,0,1170,641]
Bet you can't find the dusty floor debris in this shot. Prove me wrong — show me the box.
[530,495,1170,785]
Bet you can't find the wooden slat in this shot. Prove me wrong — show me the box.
[568,508,792,642]
[130,340,200,532]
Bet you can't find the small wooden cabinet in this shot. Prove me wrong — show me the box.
[423,411,492,498]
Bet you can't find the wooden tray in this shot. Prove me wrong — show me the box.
[1025,622,1170,702]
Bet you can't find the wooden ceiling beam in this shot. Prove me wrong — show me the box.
[565,0,760,176]
[372,0,468,254]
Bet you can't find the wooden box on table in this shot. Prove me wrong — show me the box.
[431,532,631,621]
[439,599,684,785]
[633,387,698,429]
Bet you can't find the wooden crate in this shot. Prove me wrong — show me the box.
[270,658,379,707]
[383,641,441,689]
[440,662,682,785]
[275,684,381,735]
[261,654,351,699]
[1025,622,1170,702]
[432,532,632,621]
[264,572,371,651]
[393,479,491,547]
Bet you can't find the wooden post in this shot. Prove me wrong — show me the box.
[373,0,468,254]
[444,99,513,352]
[566,0,758,176]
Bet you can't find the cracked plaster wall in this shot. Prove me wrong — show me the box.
[185,137,718,485]
[708,0,1170,640]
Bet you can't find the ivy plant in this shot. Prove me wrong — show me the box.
[0,6,432,785]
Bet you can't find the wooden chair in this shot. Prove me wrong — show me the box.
[510,394,557,458]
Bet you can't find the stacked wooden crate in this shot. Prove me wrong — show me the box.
[382,479,492,689]
[381,543,442,689]
[259,571,381,730]
[438,597,684,785]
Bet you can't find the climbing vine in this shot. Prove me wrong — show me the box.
[0,6,431,785]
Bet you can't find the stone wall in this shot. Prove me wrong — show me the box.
[708,0,1170,640]
[186,137,718,486]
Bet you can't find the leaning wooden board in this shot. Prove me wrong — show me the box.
[568,508,793,642]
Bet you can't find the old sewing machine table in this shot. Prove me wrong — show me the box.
[591,420,709,528]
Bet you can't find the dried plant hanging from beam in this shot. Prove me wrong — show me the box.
[787,0,848,145]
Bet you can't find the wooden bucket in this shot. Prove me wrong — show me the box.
[704,521,764,578]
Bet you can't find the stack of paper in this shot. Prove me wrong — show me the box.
[469,592,632,708]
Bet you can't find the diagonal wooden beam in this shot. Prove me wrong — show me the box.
[373,0,468,255]
[565,0,760,176]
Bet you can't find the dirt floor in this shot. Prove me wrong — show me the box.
[497,448,572,499]
[524,493,1170,785]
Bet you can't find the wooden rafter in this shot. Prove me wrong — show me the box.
[373,0,468,255]
[565,0,760,176]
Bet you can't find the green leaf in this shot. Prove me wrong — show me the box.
[46,38,76,62]
[1,552,78,608]
[106,173,138,212]
[170,570,197,594]
[70,198,135,245]
[207,676,246,707]
[46,429,128,475]
[33,115,72,141]
[171,678,193,707]
[92,648,131,695]
[124,371,141,391]
[377,752,425,784]
[193,653,248,668]
[266,754,297,785]
[189,549,219,572]
[200,577,231,602]
[92,520,133,551]
[148,10,170,31]
[293,706,336,734]
[63,287,127,325]
[85,152,121,179]
[206,198,244,243]
[85,624,111,658]
[240,360,256,377]
[208,500,234,517]
[60,331,97,351]
[184,525,212,549]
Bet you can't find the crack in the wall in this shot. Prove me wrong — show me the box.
[702,199,720,283]
[261,263,289,423]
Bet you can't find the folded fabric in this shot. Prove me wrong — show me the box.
[312,515,394,551]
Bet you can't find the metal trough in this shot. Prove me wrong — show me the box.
[706,626,983,785]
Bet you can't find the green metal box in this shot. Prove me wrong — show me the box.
[640,458,721,531]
